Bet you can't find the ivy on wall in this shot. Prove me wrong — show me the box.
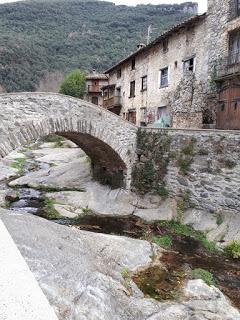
[131,129,171,196]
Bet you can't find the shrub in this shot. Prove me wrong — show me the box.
[224,241,240,259]
[191,268,214,286]
[59,69,86,98]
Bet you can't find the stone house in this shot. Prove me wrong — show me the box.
[103,0,240,129]
[85,70,108,107]
[208,0,240,129]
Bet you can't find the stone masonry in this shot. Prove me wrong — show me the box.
[0,92,137,188]
[133,128,240,216]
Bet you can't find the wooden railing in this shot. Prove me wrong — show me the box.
[216,51,240,79]
[87,85,101,93]
[103,96,122,108]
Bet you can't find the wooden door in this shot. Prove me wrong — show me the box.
[216,85,240,130]
[128,111,136,124]
[91,96,99,105]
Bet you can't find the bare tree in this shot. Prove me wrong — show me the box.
[36,71,64,93]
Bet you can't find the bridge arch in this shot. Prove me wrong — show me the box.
[0,93,137,188]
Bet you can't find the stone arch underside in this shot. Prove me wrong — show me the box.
[0,93,137,188]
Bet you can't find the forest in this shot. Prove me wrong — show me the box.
[0,0,197,92]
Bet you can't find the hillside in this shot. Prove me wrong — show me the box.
[0,0,197,92]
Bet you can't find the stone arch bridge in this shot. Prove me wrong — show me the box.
[0,93,137,188]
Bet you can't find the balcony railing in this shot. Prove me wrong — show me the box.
[103,96,122,108]
[216,51,240,79]
[87,85,101,93]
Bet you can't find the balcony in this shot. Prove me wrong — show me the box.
[87,85,101,93]
[216,51,240,80]
[103,96,122,109]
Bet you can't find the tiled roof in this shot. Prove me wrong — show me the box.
[104,13,206,74]
[86,73,109,80]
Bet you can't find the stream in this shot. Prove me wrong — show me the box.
[2,140,240,310]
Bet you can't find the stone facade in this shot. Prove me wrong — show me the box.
[85,71,108,108]
[0,93,137,188]
[106,14,208,127]
[104,0,240,129]
[132,128,240,216]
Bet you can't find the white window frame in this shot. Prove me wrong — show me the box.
[141,75,147,91]
[159,66,169,88]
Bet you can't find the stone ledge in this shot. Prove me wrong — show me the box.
[0,217,58,320]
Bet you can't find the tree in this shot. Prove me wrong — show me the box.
[59,69,86,98]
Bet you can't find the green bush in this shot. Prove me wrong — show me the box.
[224,241,240,259]
[191,268,214,286]
[59,69,86,98]
[152,235,173,248]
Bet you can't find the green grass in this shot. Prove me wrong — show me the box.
[152,235,173,248]
[42,197,61,220]
[10,157,26,174]
[33,185,85,193]
[191,268,215,286]
[224,241,240,259]
[158,221,217,252]
[157,184,169,200]
[43,135,65,143]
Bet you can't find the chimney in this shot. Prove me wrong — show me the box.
[137,43,146,50]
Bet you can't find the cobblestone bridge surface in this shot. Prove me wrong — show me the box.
[0,92,137,187]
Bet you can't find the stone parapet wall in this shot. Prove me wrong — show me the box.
[0,92,137,188]
[132,128,240,215]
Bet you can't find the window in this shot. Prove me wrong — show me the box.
[128,109,136,124]
[117,69,122,79]
[131,59,136,70]
[140,107,147,124]
[229,30,240,64]
[160,67,169,87]
[183,57,195,72]
[162,39,168,53]
[129,81,135,98]
[237,0,240,15]
[141,76,147,91]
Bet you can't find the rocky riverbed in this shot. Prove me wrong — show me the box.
[0,136,239,320]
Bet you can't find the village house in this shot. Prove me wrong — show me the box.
[102,0,240,130]
[85,70,108,107]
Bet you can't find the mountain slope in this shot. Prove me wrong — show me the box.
[0,0,197,92]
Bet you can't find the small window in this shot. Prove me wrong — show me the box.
[129,81,135,98]
[221,103,225,111]
[237,0,240,15]
[117,69,121,79]
[141,76,147,91]
[229,30,240,64]
[160,67,169,87]
[162,39,168,53]
[183,57,195,72]
[131,58,135,70]
[233,101,238,110]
